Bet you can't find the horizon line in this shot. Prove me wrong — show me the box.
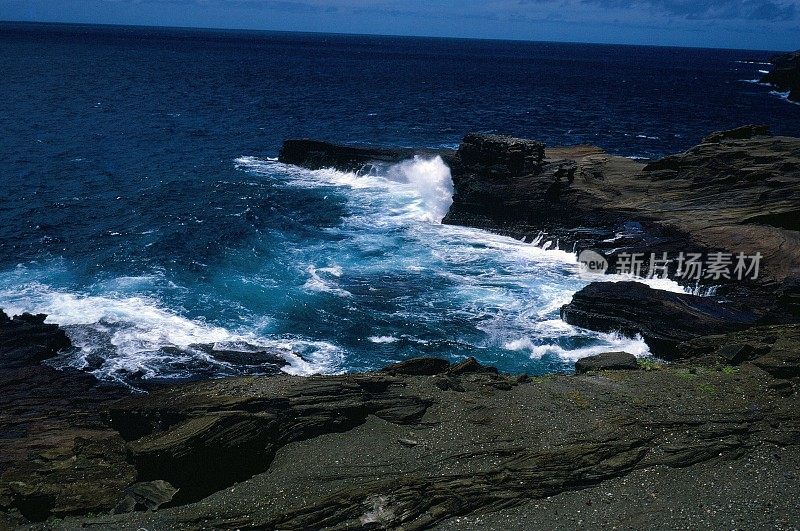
[0,19,788,54]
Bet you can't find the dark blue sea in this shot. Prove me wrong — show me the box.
[2,22,798,386]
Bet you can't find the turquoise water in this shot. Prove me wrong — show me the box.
[1,23,796,385]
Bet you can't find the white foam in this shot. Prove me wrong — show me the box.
[770,90,800,105]
[578,272,687,294]
[303,265,352,297]
[368,335,400,344]
[383,156,453,223]
[505,332,651,361]
[0,282,342,383]
[235,155,453,223]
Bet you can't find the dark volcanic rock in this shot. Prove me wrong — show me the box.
[702,124,771,144]
[761,51,800,102]
[190,343,289,370]
[109,374,434,506]
[382,357,451,375]
[0,310,72,369]
[278,139,451,173]
[561,282,757,359]
[65,357,800,530]
[575,351,639,374]
[676,324,800,371]
[115,481,179,513]
[448,356,499,375]
[0,309,134,522]
[455,133,545,178]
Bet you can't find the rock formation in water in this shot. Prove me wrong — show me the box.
[280,127,800,345]
[278,139,453,173]
[761,50,800,103]
[560,281,757,358]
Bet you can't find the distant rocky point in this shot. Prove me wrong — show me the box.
[760,50,800,103]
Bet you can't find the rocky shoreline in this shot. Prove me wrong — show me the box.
[761,50,800,103]
[2,127,799,528]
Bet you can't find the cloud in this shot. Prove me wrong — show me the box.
[79,0,800,20]
[99,0,339,12]
[576,0,798,20]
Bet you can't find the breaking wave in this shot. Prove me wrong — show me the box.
[1,155,695,384]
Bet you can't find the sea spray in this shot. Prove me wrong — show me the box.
[384,156,453,223]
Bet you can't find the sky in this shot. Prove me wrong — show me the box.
[1,0,798,50]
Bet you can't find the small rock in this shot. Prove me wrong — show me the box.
[485,380,514,391]
[382,358,450,376]
[767,380,793,396]
[434,376,465,392]
[116,480,178,512]
[448,357,498,375]
[398,438,419,447]
[575,352,639,374]
[716,344,756,365]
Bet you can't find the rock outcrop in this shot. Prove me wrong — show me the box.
[0,310,133,523]
[761,51,800,103]
[701,124,771,143]
[109,373,435,506]
[442,134,607,236]
[0,310,72,369]
[278,139,452,173]
[561,282,758,358]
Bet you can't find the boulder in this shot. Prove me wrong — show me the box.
[560,282,757,359]
[115,481,179,513]
[448,357,499,375]
[575,352,639,374]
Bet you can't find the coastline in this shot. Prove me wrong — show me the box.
[2,126,800,528]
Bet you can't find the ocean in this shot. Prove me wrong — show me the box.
[2,22,798,386]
